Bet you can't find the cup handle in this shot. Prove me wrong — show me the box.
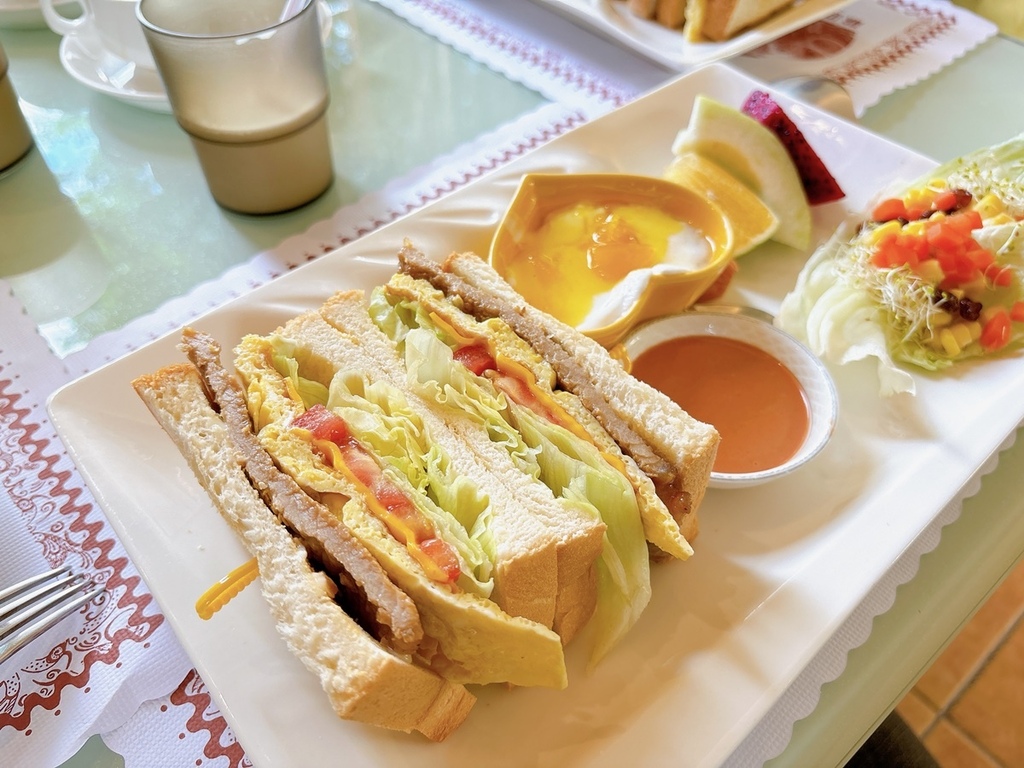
[40,0,90,37]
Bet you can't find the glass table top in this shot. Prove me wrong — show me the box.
[0,0,547,356]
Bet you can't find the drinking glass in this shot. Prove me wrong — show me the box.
[137,0,333,214]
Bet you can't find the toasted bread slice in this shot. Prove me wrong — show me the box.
[132,363,475,741]
[687,0,795,41]
[656,0,687,27]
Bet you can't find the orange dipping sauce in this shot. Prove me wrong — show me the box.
[630,335,809,474]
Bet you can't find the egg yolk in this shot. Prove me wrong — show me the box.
[504,202,693,327]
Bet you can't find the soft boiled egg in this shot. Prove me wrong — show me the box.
[489,173,735,347]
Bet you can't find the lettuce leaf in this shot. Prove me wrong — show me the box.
[403,324,651,663]
[509,398,650,665]
[325,368,495,597]
[266,333,495,598]
[270,343,329,408]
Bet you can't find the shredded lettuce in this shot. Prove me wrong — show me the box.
[778,133,1024,396]
[323,369,495,597]
[510,398,650,666]
[402,323,651,663]
[270,344,329,408]
[266,334,495,598]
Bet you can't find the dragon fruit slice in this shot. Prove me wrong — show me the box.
[741,90,845,206]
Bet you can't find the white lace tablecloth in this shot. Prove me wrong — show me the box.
[0,0,998,766]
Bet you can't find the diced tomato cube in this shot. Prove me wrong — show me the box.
[872,198,907,222]
[966,246,995,270]
[932,189,959,212]
[981,309,1012,351]
[905,204,929,221]
[926,223,960,253]
[948,209,983,233]
[985,263,1014,287]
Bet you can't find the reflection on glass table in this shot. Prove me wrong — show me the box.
[0,0,547,356]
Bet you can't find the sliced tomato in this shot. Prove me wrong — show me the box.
[372,475,433,543]
[417,538,462,585]
[297,405,460,585]
[453,344,497,376]
[294,403,351,444]
[490,371,559,423]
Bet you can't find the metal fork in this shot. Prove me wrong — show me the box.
[0,566,105,664]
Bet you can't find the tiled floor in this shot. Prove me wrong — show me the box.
[895,557,1024,767]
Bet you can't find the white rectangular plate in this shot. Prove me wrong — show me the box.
[51,63,1011,767]
[529,0,856,70]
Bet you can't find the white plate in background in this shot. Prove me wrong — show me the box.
[528,0,856,70]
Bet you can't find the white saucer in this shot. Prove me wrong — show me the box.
[59,30,171,113]
[55,2,334,114]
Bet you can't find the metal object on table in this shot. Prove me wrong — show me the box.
[0,566,105,664]
[0,40,34,174]
[772,75,857,121]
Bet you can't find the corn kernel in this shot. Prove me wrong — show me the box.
[974,193,1005,221]
[929,309,953,328]
[905,188,932,206]
[951,322,974,350]
[929,178,948,189]
[980,305,1006,324]
[960,276,986,295]
[867,219,903,245]
[939,328,961,356]
[967,320,982,341]
[904,220,927,237]
[916,260,945,284]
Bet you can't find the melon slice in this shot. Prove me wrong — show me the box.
[741,90,846,206]
[664,152,779,256]
[672,95,812,251]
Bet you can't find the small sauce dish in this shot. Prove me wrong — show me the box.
[489,172,735,348]
[618,307,838,488]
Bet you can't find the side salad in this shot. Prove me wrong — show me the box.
[778,134,1024,395]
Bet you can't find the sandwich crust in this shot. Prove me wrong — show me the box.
[693,0,795,41]
[132,363,475,741]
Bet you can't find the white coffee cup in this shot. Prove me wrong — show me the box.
[40,0,155,70]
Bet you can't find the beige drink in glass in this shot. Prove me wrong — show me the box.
[137,0,333,214]
[0,43,34,174]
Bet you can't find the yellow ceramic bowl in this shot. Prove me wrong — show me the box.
[489,172,735,348]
